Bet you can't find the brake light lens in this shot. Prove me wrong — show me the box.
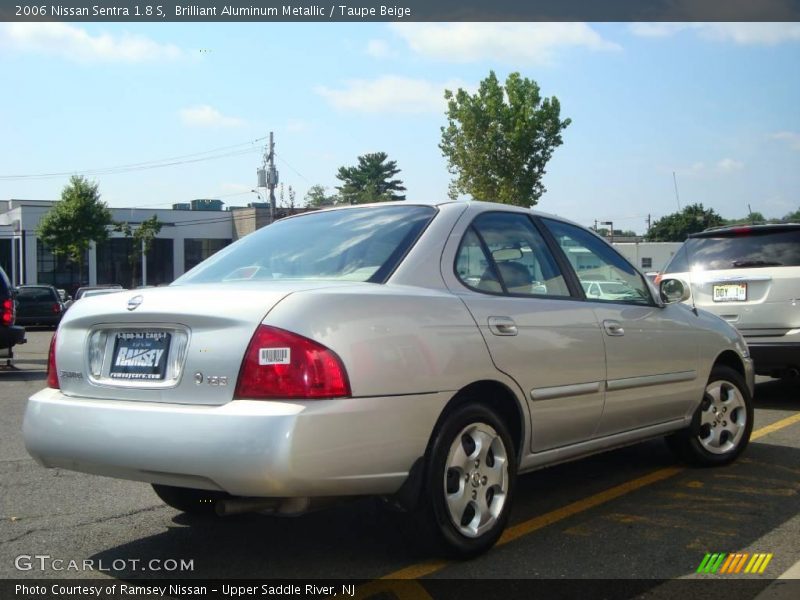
[47,333,60,389]
[1,298,12,326]
[52,302,62,314]
[234,325,351,399]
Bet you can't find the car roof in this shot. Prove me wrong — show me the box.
[278,199,583,229]
[691,223,800,238]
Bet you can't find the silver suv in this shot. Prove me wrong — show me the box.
[660,223,800,377]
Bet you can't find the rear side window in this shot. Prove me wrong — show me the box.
[665,229,800,273]
[455,212,570,297]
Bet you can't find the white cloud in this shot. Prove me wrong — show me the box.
[366,39,392,59]
[178,105,244,128]
[315,76,465,114]
[771,131,800,150]
[629,23,800,45]
[285,118,312,133]
[0,23,182,63]
[716,158,744,172]
[390,23,619,65]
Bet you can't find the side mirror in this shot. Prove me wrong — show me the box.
[660,278,690,304]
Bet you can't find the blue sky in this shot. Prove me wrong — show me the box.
[1,22,798,233]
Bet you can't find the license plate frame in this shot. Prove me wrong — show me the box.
[712,283,747,303]
[109,331,172,380]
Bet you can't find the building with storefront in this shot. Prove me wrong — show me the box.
[0,199,240,291]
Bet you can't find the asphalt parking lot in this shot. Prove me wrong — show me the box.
[1,330,799,591]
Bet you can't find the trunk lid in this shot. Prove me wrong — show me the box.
[53,281,346,405]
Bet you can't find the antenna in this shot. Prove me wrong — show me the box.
[672,171,681,211]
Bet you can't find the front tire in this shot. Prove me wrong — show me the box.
[418,402,517,558]
[667,365,753,466]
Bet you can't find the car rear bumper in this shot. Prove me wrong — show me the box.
[0,325,26,349]
[747,342,800,376]
[23,387,449,498]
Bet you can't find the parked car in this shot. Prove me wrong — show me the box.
[659,223,800,377]
[13,284,64,328]
[1,267,26,357]
[24,201,754,557]
[65,285,125,310]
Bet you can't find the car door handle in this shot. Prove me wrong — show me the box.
[488,316,518,336]
[603,319,624,336]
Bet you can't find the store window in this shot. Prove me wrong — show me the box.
[184,238,231,272]
[36,239,88,292]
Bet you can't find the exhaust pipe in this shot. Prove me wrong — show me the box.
[215,496,312,517]
[215,498,280,517]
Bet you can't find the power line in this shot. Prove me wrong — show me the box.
[0,137,267,181]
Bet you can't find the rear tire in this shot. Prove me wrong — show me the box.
[151,484,226,515]
[667,365,753,466]
[415,402,517,558]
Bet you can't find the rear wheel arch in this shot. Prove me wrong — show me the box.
[431,380,525,462]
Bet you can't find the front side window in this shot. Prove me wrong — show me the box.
[175,205,436,285]
[455,212,569,297]
[543,218,653,305]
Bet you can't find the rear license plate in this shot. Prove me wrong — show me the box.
[110,331,171,380]
[713,283,747,302]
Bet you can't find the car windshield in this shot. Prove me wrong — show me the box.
[664,229,800,272]
[174,205,437,285]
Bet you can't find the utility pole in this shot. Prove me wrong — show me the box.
[672,171,681,211]
[646,214,651,231]
[257,132,279,223]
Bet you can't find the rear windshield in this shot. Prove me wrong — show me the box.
[664,229,800,273]
[16,287,57,301]
[174,205,436,285]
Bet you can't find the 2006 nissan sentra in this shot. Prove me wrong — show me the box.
[24,200,754,557]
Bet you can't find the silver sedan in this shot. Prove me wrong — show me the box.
[24,201,754,557]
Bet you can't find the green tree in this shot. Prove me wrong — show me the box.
[440,71,571,206]
[37,176,113,277]
[335,152,406,204]
[782,208,800,222]
[304,184,337,207]
[116,215,163,287]
[646,204,725,242]
[725,211,768,225]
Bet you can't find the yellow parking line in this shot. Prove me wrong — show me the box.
[380,414,800,581]
[751,413,800,441]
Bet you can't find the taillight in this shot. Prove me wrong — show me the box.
[52,302,62,314]
[234,325,351,399]
[47,333,60,389]
[1,298,12,326]
[654,273,663,285]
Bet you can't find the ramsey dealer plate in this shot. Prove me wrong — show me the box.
[110,331,172,380]
[713,283,747,303]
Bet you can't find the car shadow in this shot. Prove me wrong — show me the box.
[87,441,800,581]
[753,378,800,411]
[0,368,47,381]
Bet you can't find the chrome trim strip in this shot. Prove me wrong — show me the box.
[606,370,696,392]
[530,381,602,402]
